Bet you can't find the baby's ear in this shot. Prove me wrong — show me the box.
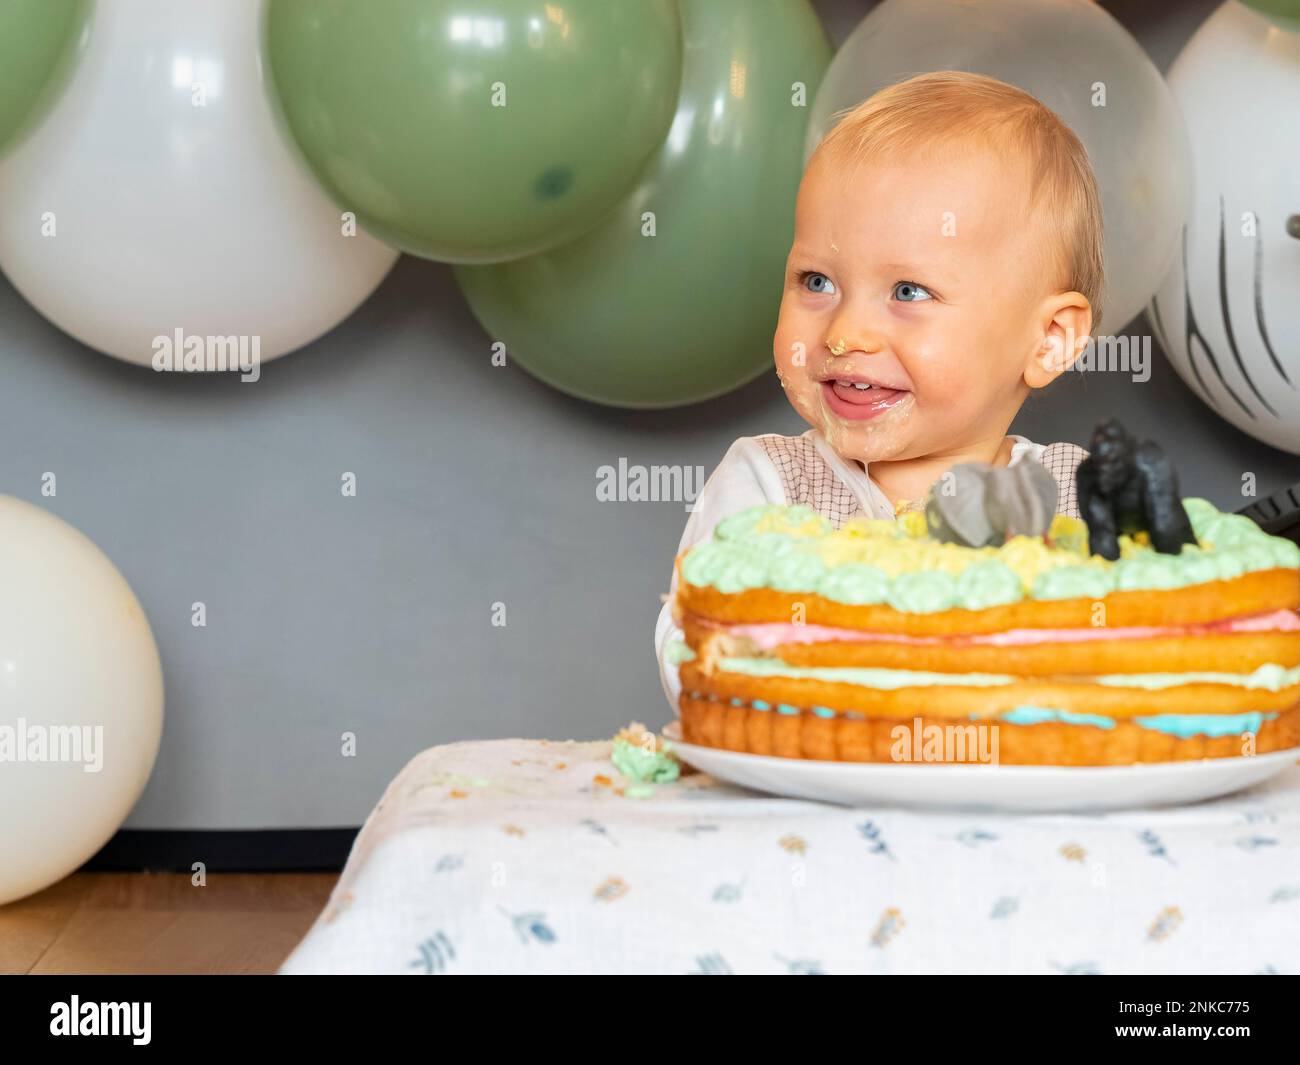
[1025,291,1092,388]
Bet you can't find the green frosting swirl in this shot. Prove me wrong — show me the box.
[1198,512,1267,548]
[1183,497,1220,537]
[611,739,680,785]
[1173,549,1228,585]
[1274,539,1300,567]
[886,570,957,613]
[1114,554,1185,591]
[817,563,890,605]
[954,559,1023,608]
[768,551,829,593]
[680,541,768,593]
[714,503,829,543]
[1031,564,1114,601]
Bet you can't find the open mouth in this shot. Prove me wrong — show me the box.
[820,379,910,421]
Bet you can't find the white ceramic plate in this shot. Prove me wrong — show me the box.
[662,723,1300,813]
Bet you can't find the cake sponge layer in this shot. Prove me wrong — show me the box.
[683,622,1300,676]
[679,697,1300,766]
[678,660,1300,721]
[678,566,1299,635]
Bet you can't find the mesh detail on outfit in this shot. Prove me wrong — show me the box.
[754,434,865,528]
[1039,441,1088,520]
[754,434,1089,524]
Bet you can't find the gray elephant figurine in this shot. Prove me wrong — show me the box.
[924,459,1059,547]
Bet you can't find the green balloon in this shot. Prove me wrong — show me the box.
[0,0,89,157]
[264,0,682,263]
[455,0,831,408]
[1240,0,1300,23]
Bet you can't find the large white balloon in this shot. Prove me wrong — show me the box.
[805,0,1191,332]
[0,497,164,906]
[1149,1,1300,456]
[0,0,398,368]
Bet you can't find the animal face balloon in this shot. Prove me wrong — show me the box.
[1148,1,1300,456]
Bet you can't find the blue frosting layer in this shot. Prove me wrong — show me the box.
[687,693,1281,738]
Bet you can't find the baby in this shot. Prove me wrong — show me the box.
[656,70,1106,706]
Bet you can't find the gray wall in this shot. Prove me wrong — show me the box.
[2,0,1294,830]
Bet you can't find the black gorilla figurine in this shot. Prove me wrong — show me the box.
[1076,418,1198,561]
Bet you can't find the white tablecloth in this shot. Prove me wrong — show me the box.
[280,739,1300,975]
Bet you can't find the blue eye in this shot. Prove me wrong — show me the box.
[802,272,836,295]
[893,281,933,302]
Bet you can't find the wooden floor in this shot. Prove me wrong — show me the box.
[0,872,338,975]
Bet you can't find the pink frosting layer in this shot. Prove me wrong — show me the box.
[705,609,1300,649]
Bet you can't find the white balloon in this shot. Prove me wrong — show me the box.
[1149,1,1300,456]
[0,497,164,906]
[805,0,1191,333]
[0,0,398,368]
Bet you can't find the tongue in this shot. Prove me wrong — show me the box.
[832,381,902,405]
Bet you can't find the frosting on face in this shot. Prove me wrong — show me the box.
[681,498,1300,610]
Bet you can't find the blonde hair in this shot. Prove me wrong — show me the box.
[814,71,1105,329]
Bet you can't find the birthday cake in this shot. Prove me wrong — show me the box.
[667,425,1300,766]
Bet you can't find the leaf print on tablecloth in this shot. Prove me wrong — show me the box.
[1049,960,1101,975]
[856,820,897,862]
[1237,807,1278,823]
[779,834,807,855]
[579,818,618,846]
[712,877,746,903]
[990,896,1019,920]
[594,876,629,903]
[690,953,732,975]
[434,853,465,874]
[1268,886,1300,903]
[869,907,905,948]
[1137,830,1176,865]
[500,907,557,945]
[1234,836,1278,852]
[410,931,456,974]
[1147,905,1183,943]
[774,953,824,975]
[953,829,998,848]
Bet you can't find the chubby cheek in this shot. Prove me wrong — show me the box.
[772,308,824,426]
[907,319,1020,416]
[909,358,972,411]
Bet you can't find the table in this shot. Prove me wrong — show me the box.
[280,738,1300,975]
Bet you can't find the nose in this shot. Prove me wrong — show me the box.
[824,314,885,357]
[823,290,888,356]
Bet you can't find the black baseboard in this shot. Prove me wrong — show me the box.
[80,828,361,873]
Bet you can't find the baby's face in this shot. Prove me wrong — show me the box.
[774,143,1064,464]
